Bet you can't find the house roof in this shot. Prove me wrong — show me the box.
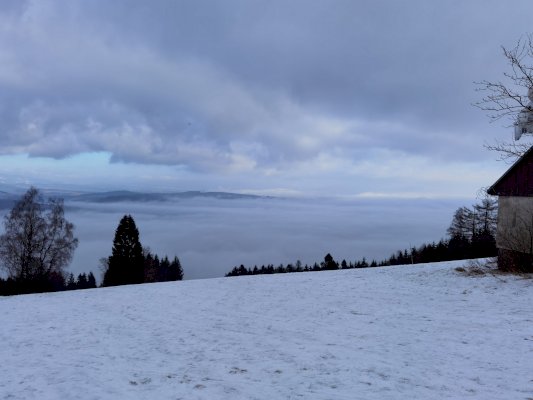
[488,145,533,196]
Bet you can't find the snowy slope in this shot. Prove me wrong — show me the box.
[0,260,532,399]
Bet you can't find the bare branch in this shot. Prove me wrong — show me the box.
[474,34,533,128]
[483,139,533,162]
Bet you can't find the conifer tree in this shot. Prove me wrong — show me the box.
[158,256,170,281]
[66,273,76,290]
[448,206,475,240]
[87,272,97,288]
[169,256,184,281]
[103,215,144,286]
[473,197,498,236]
[295,260,303,272]
[322,254,338,270]
[77,273,88,289]
[143,251,158,283]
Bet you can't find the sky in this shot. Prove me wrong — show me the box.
[0,1,532,198]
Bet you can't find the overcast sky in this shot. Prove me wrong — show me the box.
[1,0,532,198]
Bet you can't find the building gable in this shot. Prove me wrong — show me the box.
[488,146,533,196]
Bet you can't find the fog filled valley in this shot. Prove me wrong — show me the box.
[0,190,469,281]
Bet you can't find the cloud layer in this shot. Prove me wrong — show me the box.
[0,1,531,195]
[61,196,466,280]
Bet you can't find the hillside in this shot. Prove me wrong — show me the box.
[66,190,266,203]
[1,260,531,399]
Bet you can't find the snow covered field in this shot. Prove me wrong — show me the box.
[1,260,532,399]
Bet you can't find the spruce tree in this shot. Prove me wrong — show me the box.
[158,256,170,281]
[322,253,338,270]
[87,272,97,288]
[143,251,157,283]
[77,273,88,289]
[103,215,144,286]
[169,256,184,281]
[66,273,76,290]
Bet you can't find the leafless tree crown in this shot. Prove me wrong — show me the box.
[474,34,533,161]
[0,187,78,281]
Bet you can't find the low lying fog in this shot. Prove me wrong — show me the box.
[61,196,466,282]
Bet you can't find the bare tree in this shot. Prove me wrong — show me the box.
[447,206,475,239]
[448,196,498,240]
[474,34,533,161]
[473,196,498,235]
[0,187,78,283]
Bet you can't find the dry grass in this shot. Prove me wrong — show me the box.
[455,258,533,281]
[454,258,495,277]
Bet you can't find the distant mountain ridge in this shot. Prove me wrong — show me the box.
[0,189,270,209]
[66,190,268,203]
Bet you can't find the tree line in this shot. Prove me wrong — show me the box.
[0,186,499,293]
[0,188,183,296]
[225,197,498,277]
[66,272,97,290]
[0,271,99,296]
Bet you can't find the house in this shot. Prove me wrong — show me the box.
[487,146,533,272]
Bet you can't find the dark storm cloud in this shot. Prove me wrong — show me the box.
[0,0,531,173]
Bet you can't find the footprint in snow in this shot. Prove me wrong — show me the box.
[229,367,247,374]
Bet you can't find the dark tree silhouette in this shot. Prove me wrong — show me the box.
[167,256,184,281]
[322,253,338,270]
[0,187,78,294]
[77,273,88,289]
[66,273,76,290]
[103,215,144,286]
[87,272,97,288]
[143,251,159,283]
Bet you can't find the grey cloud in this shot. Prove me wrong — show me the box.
[0,0,531,173]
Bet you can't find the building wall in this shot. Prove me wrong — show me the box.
[496,196,533,254]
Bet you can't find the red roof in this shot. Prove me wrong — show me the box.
[488,146,533,196]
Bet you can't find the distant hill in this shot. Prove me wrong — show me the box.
[67,190,267,203]
[0,189,269,210]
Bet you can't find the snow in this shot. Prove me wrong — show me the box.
[1,260,532,399]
